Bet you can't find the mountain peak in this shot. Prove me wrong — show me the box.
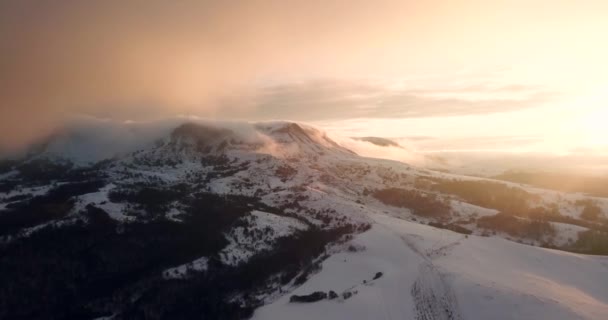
[171,122,234,142]
[168,123,238,154]
[257,121,356,157]
[18,119,355,165]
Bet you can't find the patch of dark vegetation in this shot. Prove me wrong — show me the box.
[0,159,17,174]
[427,178,608,234]
[0,180,105,235]
[0,193,246,320]
[493,171,608,198]
[347,243,366,253]
[0,179,19,193]
[343,291,356,300]
[289,271,381,304]
[328,290,339,299]
[577,199,603,222]
[290,291,327,303]
[203,156,250,181]
[131,154,181,168]
[525,206,608,233]
[428,222,473,235]
[14,159,104,184]
[568,230,608,255]
[477,213,555,241]
[108,183,190,217]
[115,222,359,319]
[373,188,451,219]
[16,159,72,181]
[0,190,362,320]
[0,160,107,196]
[275,165,297,182]
[432,179,538,214]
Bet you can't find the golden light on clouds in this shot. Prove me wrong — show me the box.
[1,0,608,153]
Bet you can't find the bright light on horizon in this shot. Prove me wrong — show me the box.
[574,89,608,147]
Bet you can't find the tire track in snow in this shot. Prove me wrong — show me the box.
[411,263,462,320]
[401,234,464,320]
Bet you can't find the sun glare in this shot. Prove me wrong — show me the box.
[575,91,608,147]
[579,114,608,146]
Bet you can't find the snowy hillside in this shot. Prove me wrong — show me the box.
[1,119,607,319]
[255,214,608,320]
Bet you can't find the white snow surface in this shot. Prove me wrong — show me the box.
[254,214,608,320]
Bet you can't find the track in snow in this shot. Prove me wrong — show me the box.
[411,262,463,320]
[402,234,464,320]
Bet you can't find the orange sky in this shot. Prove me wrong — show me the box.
[1,0,608,152]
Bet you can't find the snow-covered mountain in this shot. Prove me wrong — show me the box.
[1,119,607,320]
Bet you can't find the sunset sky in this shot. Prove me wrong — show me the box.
[1,0,608,157]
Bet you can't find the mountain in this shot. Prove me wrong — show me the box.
[1,120,608,320]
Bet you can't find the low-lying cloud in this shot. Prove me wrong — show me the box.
[332,135,430,167]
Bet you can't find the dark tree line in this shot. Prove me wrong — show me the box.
[372,188,451,219]
[477,213,555,241]
[0,180,105,235]
[431,179,538,215]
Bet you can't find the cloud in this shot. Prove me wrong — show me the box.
[217,79,551,121]
[352,137,402,148]
[410,135,546,152]
[15,116,297,162]
[332,134,429,166]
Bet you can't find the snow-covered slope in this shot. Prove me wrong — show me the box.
[255,213,608,320]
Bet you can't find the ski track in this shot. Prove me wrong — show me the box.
[402,234,464,320]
